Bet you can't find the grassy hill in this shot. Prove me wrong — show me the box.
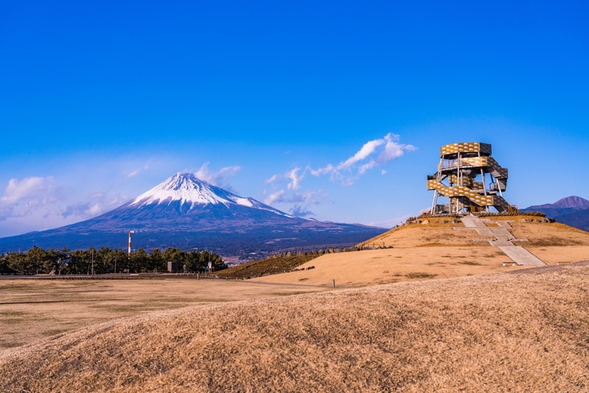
[1,262,588,392]
[253,215,589,287]
[216,252,322,279]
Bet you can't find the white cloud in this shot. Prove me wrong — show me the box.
[378,134,417,163]
[262,133,414,219]
[61,192,127,219]
[309,164,334,177]
[287,168,303,191]
[195,163,241,186]
[291,205,314,218]
[0,177,53,206]
[264,190,286,205]
[124,163,151,179]
[265,174,280,184]
[0,177,59,221]
[311,133,415,184]
[265,168,304,191]
[339,138,386,170]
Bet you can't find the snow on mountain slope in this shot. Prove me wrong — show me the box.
[0,172,387,254]
[130,173,292,217]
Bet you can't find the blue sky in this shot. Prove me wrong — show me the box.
[0,1,588,237]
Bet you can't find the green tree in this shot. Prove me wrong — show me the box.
[25,246,50,273]
[67,249,91,274]
[162,247,186,271]
[97,247,122,274]
[6,251,38,275]
[183,250,226,272]
[149,249,166,272]
[111,249,126,274]
[0,253,14,274]
[130,248,149,273]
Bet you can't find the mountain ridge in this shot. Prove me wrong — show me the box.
[525,196,589,211]
[522,195,589,232]
[0,173,386,257]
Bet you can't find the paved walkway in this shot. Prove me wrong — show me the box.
[497,245,546,267]
[458,214,545,267]
[460,215,494,236]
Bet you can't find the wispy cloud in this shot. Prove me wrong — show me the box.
[0,174,136,236]
[263,133,415,218]
[0,177,58,220]
[291,205,315,218]
[287,168,303,191]
[266,168,304,191]
[310,133,416,184]
[125,164,150,179]
[0,177,53,205]
[263,190,286,205]
[61,192,128,219]
[195,163,241,186]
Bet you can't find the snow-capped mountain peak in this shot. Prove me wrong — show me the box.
[130,173,292,217]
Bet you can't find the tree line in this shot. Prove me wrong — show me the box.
[0,246,226,275]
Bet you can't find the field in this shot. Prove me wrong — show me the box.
[1,262,588,392]
[1,218,588,392]
[0,277,327,350]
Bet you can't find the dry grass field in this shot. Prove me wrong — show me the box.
[254,247,516,287]
[1,217,588,392]
[254,218,589,286]
[1,262,588,392]
[0,278,327,350]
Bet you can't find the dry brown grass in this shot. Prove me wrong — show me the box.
[253,247,515,287]
[284,218,589,287]
[363,216,589,249]
[0,278,327,350]
[1,263,589,392]
[361,225,488,248]
[1,218,588,392]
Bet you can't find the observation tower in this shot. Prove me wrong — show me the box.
[427,142,513,214]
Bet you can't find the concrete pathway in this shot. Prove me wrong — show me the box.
[461,215,488,228]
[489,227,515,240]
[497,245,546,267]
[460,215,494,236]
[459,214,546,267]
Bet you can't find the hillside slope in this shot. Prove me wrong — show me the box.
[254,216,589,286]
[553,208,589,232]
[1,263,588,392]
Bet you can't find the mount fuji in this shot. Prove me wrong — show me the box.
[0,173,387,257]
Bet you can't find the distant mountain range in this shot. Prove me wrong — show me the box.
[0,173,386,257]
[521,196,589,231]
